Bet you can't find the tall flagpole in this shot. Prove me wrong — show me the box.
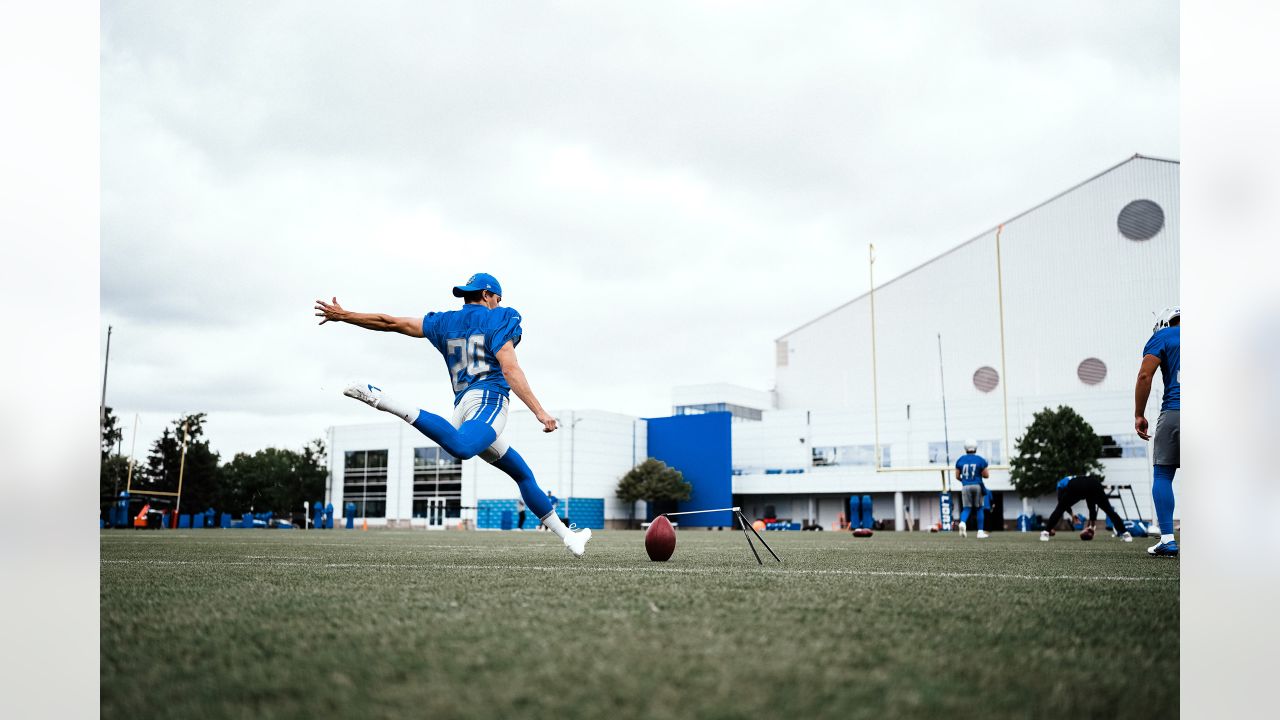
[869,244,881,470]
[100,325,112,447]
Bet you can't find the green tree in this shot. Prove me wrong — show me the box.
[217,440,328,516]
[616,459,693,525]
[99,407,130,505]
[1010,405,1104,498]
[101,406,123,459]
[141,413,220,513]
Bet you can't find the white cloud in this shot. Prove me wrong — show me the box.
[101,0,1178,457]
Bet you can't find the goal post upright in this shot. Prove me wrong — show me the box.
[995,224,1012,460]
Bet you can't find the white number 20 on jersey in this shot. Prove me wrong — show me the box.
[446,334,490,392]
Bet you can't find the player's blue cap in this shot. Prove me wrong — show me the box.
[452,272,503,298]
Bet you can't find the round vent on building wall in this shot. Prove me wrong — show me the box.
[1117,199,1165,240]
[972,366,999,393]
[1077,357,1108,385]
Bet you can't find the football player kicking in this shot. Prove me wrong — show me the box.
[315,272,591,558]
[1039,474,1133,543]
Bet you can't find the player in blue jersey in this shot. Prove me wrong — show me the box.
[954,440,990,538]
[314,272,592,557]
[1136,306,1180,558]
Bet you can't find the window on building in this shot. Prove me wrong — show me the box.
[413,446,463,518]
[344,449,388,518]
[1098,434,1147,459]
[811,444,889,467]
[673,402,763,422]
[929,440,1002,464]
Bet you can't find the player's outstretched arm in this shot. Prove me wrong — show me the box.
[314,297,423,337]
[1133,354,1160,439]
[495,341,558,433]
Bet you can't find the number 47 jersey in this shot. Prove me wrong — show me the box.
[421,305,523,404]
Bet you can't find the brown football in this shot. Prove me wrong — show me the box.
[645,515,676,561]
[852,528,874,538]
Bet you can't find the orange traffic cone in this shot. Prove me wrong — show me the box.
[362,518,368,531]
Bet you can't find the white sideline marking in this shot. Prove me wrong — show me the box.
[100,558,1177,583]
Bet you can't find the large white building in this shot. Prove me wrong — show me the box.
[326,154,1179,532]
[732,154,1179,529]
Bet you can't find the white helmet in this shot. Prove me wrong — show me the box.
[963,439,977,453]
[1152,306,1181,333]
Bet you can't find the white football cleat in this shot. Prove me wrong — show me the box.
[976,530,989,539]
[1121,531,1133,543]
[564,527,592,558]
[1039,530,1051,542]
[958,521,967,538]
[343,382,384,409]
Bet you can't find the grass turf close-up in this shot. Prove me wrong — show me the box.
[101,528,1178,719]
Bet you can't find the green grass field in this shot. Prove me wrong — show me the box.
[101,528,1178,719]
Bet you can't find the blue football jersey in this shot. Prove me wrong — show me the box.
[955,453,988,485]
[421,304,523,404]
[1142,326,1180,411]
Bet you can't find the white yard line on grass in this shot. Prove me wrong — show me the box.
[101,558,1177,583]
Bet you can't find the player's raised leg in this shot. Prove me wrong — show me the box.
[343,382,498,460]
[486,445,591,557]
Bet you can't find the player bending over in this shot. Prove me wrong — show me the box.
[1136,306,1180,558]
[1039,475,1133,542]
[314,272,591,557]
[954,440,989,539]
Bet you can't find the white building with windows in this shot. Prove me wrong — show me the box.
[325,409,646,529]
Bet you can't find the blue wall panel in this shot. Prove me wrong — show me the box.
[566,497,604,530]
[477,498,605,530]
[645,413,733,527]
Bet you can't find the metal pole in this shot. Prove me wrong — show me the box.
[174,422,189,525]
[938,334,953,533]
[994,225,1011,459]
[570,411,576,513]
[938,333,951,465]
[664,506,741,517]
[125,414,139,494]
[100,325,112,448]
[736,512,763,565]
[869,245,881,470]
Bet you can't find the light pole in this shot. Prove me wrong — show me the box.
[569,412,583,521]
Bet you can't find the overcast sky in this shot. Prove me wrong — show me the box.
[100,0,1178,460]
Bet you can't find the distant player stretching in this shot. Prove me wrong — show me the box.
[1136,306,1180,558]
[314,273,592,557]
[1039,475,1133,542]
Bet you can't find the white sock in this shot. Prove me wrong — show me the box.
[541,511,571,540]
[1160,533,1175,544]
[374,391,419,424]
